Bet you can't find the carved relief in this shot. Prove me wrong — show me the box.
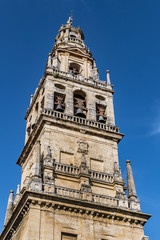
[77,139,88,154]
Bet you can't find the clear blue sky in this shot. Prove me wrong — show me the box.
[0,0,159,238]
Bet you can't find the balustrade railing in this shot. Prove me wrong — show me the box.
[92,194,119,207]
[52,68,109,90]
[54,162,115,185]
[54,162,80,175]
[54,186,128,209]
[42,108,119,133]
[90,170,114,183]
[55,186,81,199]
[56,37,85,47]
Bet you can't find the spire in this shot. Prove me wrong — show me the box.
[14,185,20,205]
[4,190,14,226]
[106,70,111,85]
[126,160,137,199]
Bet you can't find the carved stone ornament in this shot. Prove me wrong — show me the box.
[77,139,89,154]
[47,146,52,158]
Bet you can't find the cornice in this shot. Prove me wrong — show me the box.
[0,191,151,240]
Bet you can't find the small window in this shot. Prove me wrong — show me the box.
[61,233,77,240]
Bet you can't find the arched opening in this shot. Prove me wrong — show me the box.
[96,104,106,123]
[73,90,87,118]
[69,62,81,75]
[54,92,65,112]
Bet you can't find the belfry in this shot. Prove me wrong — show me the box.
[1,17,151,240]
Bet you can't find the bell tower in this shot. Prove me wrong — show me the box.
[1,17,150,240]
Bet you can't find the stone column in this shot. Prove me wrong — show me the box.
[87,91,96,121]
[44,78,54,110]
[107,92,115,126]
[65,86,74,115]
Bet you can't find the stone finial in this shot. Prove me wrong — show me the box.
[4,190,14,226]
[47,53,52,67]
[30,94,33,105]
[93,60,96,68]
[106,70,111,85]
[14,185,20,205]
[126,160,137,199]
[67,16,72,26]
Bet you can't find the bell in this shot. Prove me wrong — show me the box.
[32,117,38,129]
[98,115,105,123]
[75,108,86,118]
[55,104,63,112]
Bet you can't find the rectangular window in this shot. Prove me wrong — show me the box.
[61,232,77,240]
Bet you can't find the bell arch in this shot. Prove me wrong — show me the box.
[69,62,81,75]
[73,90,87,118]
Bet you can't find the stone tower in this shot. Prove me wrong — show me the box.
[1,17,151,240]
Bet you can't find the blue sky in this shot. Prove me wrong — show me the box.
[0,0,159,238]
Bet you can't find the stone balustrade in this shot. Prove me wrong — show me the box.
[67,37,84,46]
[56,37,85,47]
[54,162,80,175]
[42,108,119,133]
[92,194,119,207]
[52,68,110,90]
[55,186,129,209]
[55,186,81,199]
[90,170,114,183]
[54,162,115,184]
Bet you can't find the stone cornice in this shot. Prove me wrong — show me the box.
[57,47,93,60]
[0,190,151,240]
